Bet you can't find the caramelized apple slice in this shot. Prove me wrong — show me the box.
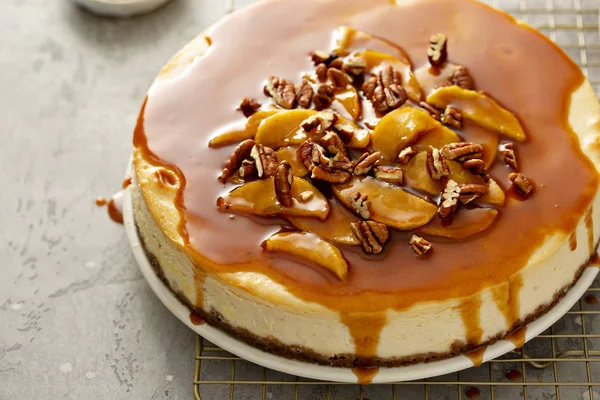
[287,199,360,245]
[447,160,486,185]
[418,208,499,239]
[217,177,329,220]
[332,26,411,64]
[413,125,461,152]
[403,152,441,196]
[413,63,464,96]
[276,146,309,177]
[371,107,460,161]
[263,232,348,280]
[332,87,361,121]
[427,87,526,141]
[478,178,505,206]
[254,109,316,148]
[209,110,279,148]
[355,50,422,103]
[333,176,437,230]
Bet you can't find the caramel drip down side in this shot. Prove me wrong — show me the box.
[341,312,386,384]
[460,295,484,366]
[506,326,527,349]
[586,205,594,254]
[507,274,524,330]
[569,231,578,251]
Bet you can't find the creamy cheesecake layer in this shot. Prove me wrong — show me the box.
[130,0,600,372]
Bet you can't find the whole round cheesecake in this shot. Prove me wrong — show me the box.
[131,0,600,376]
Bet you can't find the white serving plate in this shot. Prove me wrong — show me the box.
[123,184,599,383]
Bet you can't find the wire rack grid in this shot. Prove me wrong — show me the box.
[193,0,600,398]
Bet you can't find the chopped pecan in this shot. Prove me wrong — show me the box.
[509,173,534,196]
[299,191,314,202]
[419,101,441,120]
[441,106,463,129]
[410,234,432,256]
[439,179,460,218]
[311,50,337,66]
[311,165,352,183]
[441,142,483,162]
[363,66,407,114]
[296,79,314,109]
[398,147,417,165]
[426,146,450,180]
[321,131,349,158]
[374,166,403,184]
[342,56,366,76]
[332,121,358,144]
[351,221,389,254]
[264,76,296,109]
[428,33,448,66]
[458,183,488,205]
[462,158,486,175]
[328,58,344,70]
[274,162,294,207]
[315,63,328,82]
[347,192,371,219]
[313,84,335,110]
[439,66,474,90]
[328,68,351,89]
[218,139,256,183]
[301,111,337,133]
[354,152,381,175]
[237,97,261,117]
[250,144,279,178]
[238,159,258,178]
[500,143,518,171]
[298,140,317,170]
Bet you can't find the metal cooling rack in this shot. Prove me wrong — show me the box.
[194,0,600,398]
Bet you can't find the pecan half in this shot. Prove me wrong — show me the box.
[238,159,258,178]
[329,58,344,70]
[316,63,328,82]
[398,147,417,165]
[439,179,460,218]
[362,66,407,114]
[441,142,483,162]
[500,143,518,171]
[342,56,366,76]
[509,173,534,196]
[351,221,389,254]
[458,183,488,205]
[428,33,448,66]
[298,140,316,171]
[264,76,296,109]
[462,158,486,175]
[250,144,279,178]
[274,162,294,207]
[296,79,314,109]
[441,106,463,129]
[439,66,474,90]
[374,166,404,184]
[426,146,450,180]
[321,131,349,159]
[410,234,432,256]
[354,152,381,175]
[419,101,441,120]
[313,84,335,110]
[237,97,261,117]
[218,139,256,183]
[311,165,352,183]
[311,50,337,66]
[347,192,371,219]
[328,68,351,89]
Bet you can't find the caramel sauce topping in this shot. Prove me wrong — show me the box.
[135,0,598,318]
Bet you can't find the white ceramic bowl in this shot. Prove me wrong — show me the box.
[73,0,172,17]
[123,184,599,383]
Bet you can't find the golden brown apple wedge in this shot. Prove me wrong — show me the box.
[403,152,441,196]
[426,86,526,142]
[333,176,437,230]
[418,208,499,239]
[287,199,360,245]
[209,110,279,148]
[276,146,309,177]
[254,109,316,148]
[332,26,410,64]
[447,160,486,185]
[478,178,506,206]
[262,232,349,280]
[332,87,361,121]
[371,107,460,161]
[217,177,329,220]
[413,63,464,96]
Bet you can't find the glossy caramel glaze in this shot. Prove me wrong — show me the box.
[506,326,527,349]
[465,347,486,367]
[569,231,578,251]
[352,366,379,385]
[107,197,123,224]
[136,0,598,317]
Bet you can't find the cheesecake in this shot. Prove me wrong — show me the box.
[130,0,600,378]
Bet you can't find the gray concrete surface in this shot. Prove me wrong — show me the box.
[1,0,599,399]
